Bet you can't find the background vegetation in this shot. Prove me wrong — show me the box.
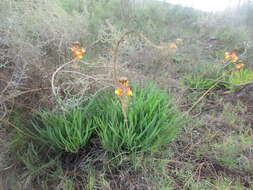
[0,0,253,189]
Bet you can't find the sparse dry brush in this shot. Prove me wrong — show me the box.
[0,0,91,119]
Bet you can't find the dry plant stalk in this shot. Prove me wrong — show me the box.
[111,31,179,122]
[51,41,86,109]
[51,41,112,110]
[51,31,178,114]
[112,31,178,85]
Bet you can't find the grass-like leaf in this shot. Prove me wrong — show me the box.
[224,69,253,90]
[94,84,183,154]
[28,101,95,153]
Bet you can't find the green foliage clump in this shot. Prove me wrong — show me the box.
[184,68,224,90]
[183,60,224,91]
[185,75,217,90]
[224,69,253,90]
[29,106,94,153]
[94,84,183,154]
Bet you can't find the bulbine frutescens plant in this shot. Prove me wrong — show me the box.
[23,42,97,153]
[28,99,95,153]
[94,84,183,154]
[186,47,251,113]
[91,31,183,154]
[222,49,253,90]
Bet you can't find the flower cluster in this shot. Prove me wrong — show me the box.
[115,77,133,97]
[224,50,244,70]
[224,51,238,63]
[69,42,85,59]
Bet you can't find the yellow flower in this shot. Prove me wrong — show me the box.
[235,63,244,70]
[115,88,123,96]
[126,88,133,96]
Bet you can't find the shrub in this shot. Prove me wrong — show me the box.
[28,104,95,153]
[94,84,183,154]
[224,69,253,90]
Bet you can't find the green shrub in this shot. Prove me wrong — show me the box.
[94,84,183,154]
[224,69,253,90]
[28,105,95,153]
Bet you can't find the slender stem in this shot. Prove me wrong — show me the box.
[112,31,133,84]
[51,59,75,110]
[51,60,75,98]
[187,75,224,114]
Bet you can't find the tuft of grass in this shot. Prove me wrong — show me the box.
[212,177,245,190]
[185,75,217,90]
[211,134,253,171]
[57,177,76,190]
[27,103,95,153]
[94,84,183,154]
[183,61,224,91]
[224,69,253,90]
[9,129,63,189]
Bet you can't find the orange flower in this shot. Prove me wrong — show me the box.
[69,42,85,59]
[73,48,85,59]
[118,77,129,87]
[115,88,123,96]
[235,63,244,70]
